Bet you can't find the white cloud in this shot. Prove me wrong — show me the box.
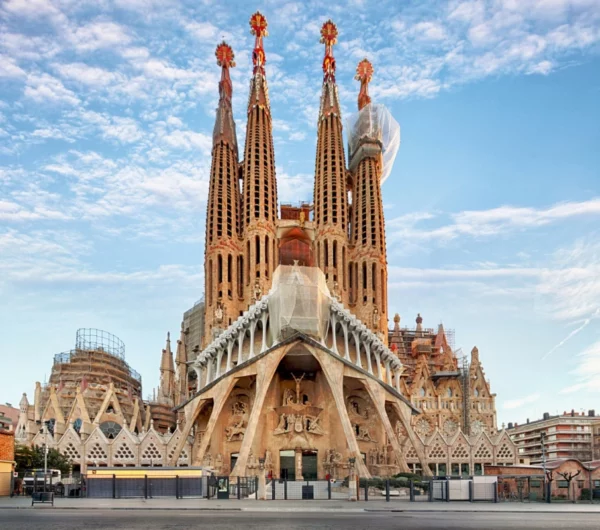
[54,62,123,86]
[388,198,600,242]
[24,73,80,105]
[0,54,26,78]
[503,393,541,409]
[560,340,600,394]
[68,21,132,52]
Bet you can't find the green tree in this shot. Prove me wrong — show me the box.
[14,444,71,476]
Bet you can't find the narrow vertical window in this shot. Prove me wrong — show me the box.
[208,260,213,306]
[218,254,223,284]
[265,236,270,279]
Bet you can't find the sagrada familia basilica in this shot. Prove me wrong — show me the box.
[15,13,520,479]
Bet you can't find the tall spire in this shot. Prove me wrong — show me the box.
[318,20,342,118]
[313,19,349,303]
[348,59,388,337]
[159,332,175,405]
[213,42,237,149]
[242,11,278,303]
[356,58,373,110]
[204,41,243,344]
[247,11,271,110]
[175,322,188,406]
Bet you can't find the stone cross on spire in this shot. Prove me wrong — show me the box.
[215,41,235,101]
[355,58,373,110]
[250,11,268,75]
[320,20,338,83]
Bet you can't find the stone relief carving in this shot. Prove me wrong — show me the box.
[224,392,252,442]
[273,373,326,437]
[347,394,377,443]
[202,451,212,467]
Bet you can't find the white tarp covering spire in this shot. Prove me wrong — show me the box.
[346,103,400,184]
[268,264,331,342]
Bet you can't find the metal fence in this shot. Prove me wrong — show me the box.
[86,475,207,499]
[265,479,340,500]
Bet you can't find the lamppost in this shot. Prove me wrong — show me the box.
[540,431,548,501]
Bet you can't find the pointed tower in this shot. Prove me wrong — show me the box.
[348,59,388,337]
[242,12,278,304]
[175,323,188,406]
[204,42,243,343]
[313,20,350,304]
[159,332,175,406]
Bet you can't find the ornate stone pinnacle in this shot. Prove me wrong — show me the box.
[215,41,235,69]
[356,58,373,110]
[320,20,338,82]
[250,11,268,74]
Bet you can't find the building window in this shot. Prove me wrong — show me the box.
[557,481,569,488]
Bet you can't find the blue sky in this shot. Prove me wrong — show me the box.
[1,0,599,427]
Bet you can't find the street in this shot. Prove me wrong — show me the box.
[0,510,598,529]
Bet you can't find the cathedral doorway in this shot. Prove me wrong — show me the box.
[302,450,318,480]
[279,450,295,480]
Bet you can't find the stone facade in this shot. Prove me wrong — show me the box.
[15,328,192,474]
[171,13,519,481]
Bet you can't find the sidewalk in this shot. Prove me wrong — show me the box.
[2,496,600,513]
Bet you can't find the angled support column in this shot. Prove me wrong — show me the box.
[205,357,213,385]
[192,376,238,467]
[309,347,370,479]
[167,398,209,466]
[362,378,410,474]
[230,345,290,477]
[390,400,432,477]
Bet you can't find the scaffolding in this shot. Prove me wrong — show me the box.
[75,328,125,360]
[460,354,471,435]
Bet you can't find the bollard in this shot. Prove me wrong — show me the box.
[364,480,368,501]
[428,480,433,502]
[546,482,551,504]
[386,479,390,502]
[284,479,288,500]
[176,476,180,499]
[112,474,116,499]
[494,483,498,503]
[237,476,241,500]
[328,479,331,500]
[469,480,473,503]
[445,480,450,502]
[271,477,275,500]
[409,480,414,502]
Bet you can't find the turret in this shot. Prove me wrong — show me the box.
[175,323,188,406]
[241,12,278,305]
[313,20,350,304]
[159,332,175,406]
[204,41,243,343]
[348,59,388,337]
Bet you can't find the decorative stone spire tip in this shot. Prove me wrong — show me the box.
[355,58,373,110]
[320,20,338,82]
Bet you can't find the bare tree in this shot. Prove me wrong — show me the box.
[557,470,582,502]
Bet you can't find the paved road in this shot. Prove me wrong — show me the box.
[0,510,597,529]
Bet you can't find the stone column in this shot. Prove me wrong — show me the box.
[257,461,267,500]
[348,459,357,501]
[295,447,303,481]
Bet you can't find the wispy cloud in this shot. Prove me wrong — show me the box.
[503,393,541,410]
[388,199,600,242]
[560,340,600,394]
